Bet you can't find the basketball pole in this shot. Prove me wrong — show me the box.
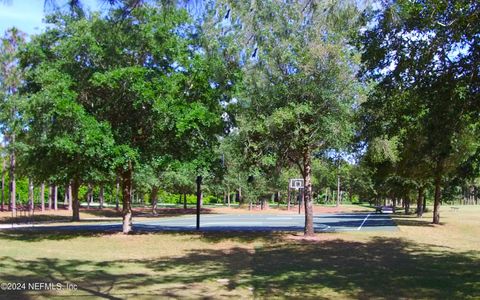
[196,175,202,230]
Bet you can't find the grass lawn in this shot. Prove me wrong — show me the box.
[0,205,479,299]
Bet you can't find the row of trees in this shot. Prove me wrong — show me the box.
[1,3,238,233]
[358,0,480,222]
[0,0,478,235]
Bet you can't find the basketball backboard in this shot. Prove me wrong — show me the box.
[289,178,304,190]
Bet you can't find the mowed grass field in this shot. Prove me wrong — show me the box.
[0,205,479,299]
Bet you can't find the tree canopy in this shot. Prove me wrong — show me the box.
[358,0,480,223]
[19,3,232,232]
[0,0,478,233]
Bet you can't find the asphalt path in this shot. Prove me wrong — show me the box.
[1,212,398,233]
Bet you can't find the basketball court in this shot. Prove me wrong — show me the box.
[0,176,401,233]
[1,212,398,232]
[133,212,398,232]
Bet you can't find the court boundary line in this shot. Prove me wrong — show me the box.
[357,213,371,231]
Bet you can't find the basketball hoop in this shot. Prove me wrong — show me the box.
[289,179,304,190]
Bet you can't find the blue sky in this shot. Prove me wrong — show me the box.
[0,0,100,37]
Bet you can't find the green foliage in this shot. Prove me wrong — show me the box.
[4,0,479,213]
[358,0,480,206]
[19,4,231,212]
[0,28,26,157]
[231,0,362,173]
[21,68,115,184]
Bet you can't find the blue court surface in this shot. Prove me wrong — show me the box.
[4,212,398,233]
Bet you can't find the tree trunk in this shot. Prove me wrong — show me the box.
[237,187,243,205]
[433,176,441,224]
[115,178,120,211]
[404,194,410,215]
[121,163,133,234]
[28,178,34,213]
[99,184,104,209]
[472,185,478,205]
[151,186,158,214]
[40,183,45,212]
[422,193,427,213]
[71,179,80,221]
[469,186,474,204]
[298,189,303,214]
[287,187,291,210]
[227,189,230,207]
[336,175,340,207]
[64,185,68,206]
[292,190,296,210]
[87,183,92,209]
[183,193,187,210]
[9,141,16,213]
[67,183,72,211]
[303,149,314,236]
[416,186,424,217]
[53,184,58,210]
[48,185,52,209]
[1,156,5,211]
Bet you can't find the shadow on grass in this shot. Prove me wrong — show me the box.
[0,237,478,299]
[391,215,440,227]
[0,229,288,244]
[0,230,116,242]
[0,214,72,225]
[81,208,123,218]
[195,231,288,244]
[393,219,437,227]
